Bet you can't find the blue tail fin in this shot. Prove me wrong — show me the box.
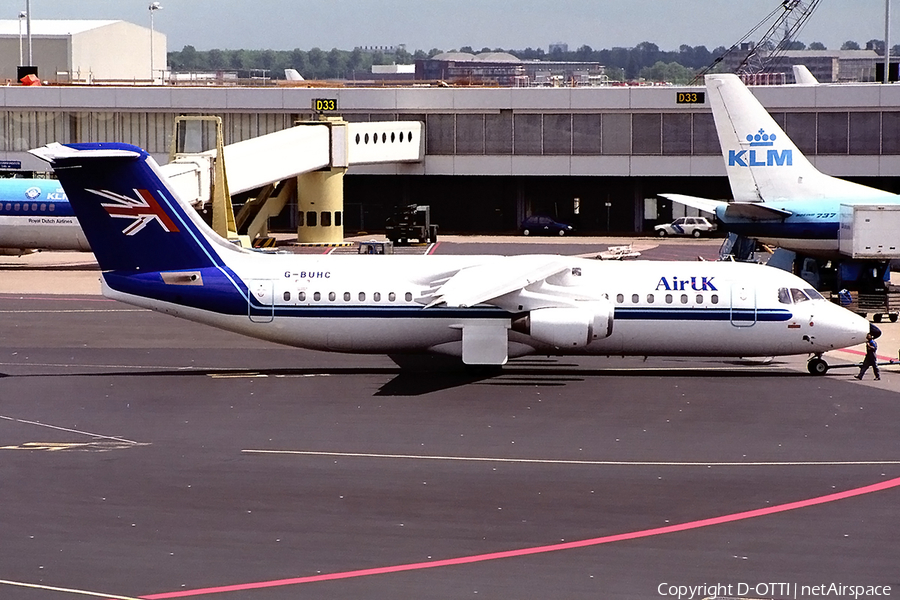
[30,142,221,273]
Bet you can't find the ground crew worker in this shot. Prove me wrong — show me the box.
[855,333,880,381]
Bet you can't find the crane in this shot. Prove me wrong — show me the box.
[692,0,822,83]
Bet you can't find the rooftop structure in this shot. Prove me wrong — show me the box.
[0,19,166,83]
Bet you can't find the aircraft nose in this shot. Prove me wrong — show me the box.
[870,323,882,339]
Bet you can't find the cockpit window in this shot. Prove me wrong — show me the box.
[804,288,825,300]
[778,287,792,304]
[791,288,810,303]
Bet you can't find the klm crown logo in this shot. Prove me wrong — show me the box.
[729,128,792,168]
[747,128,775,146]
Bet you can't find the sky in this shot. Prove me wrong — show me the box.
[1,0,895,53]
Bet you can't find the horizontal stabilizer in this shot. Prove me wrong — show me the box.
[658,193,725,214]
[426,256,569,308]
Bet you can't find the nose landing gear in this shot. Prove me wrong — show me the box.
[807,354,829,375]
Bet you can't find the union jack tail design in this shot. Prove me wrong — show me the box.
[89,188,181,235]
[29,142,219,273]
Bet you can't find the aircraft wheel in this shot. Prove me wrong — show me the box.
[522,229,531,236]
[558,229,566,236]
[874,314,883,323]
[657,230,667,237]
[891,313,899,323]
[807,358,829,376]
[692,229,702,238]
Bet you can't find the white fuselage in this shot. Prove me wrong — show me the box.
[102,254,870,362]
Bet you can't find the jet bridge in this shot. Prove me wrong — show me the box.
[160,117,423,244]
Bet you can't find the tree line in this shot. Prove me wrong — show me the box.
[167,39,899,84]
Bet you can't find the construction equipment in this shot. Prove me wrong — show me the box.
[693,0,822,83]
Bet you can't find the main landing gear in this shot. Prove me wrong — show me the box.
[807,354,829,376]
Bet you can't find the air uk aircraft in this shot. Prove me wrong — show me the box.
[661,73,900,257]
[31,141,875,374]
[0,178,88,255]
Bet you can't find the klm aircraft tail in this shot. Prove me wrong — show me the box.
[29,142,230,274]
[705,74,892,203]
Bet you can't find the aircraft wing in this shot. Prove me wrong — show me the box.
[424,256,570,308]
[722,203,792,220]
[660,193,792,220]
[658,193,725,214]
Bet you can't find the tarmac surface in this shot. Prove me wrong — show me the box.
[1,237,898,600]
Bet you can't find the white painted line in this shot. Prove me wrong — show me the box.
[241,449,900,467]
[0,578,141,599]
[0,415,138,445]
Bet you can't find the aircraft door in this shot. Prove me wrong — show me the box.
[730,284,756,327]
[247,279,274,323]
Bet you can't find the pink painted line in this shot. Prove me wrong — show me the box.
[137,476,900,599]
[426,242,441,255]
[837,347,897,362]
[0,295,114,303]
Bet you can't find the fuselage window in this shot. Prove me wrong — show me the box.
[389,292,396,302]
[358,292,366,301]
[680,294,689,304]
[306,211,318,227]
[374,292,381,302]
[313,292,321,301]
[299,291,306,301]
[14,203,20,211]
[343,292,351,301]
[48,203,55,212]
[616,293,624,303]
[710,294,718,304]
[665,294,673,304]
[696,294,703,304]
[31,203,37,211]
[631,294,639,304]
[321,211,332,227]
[791,288,810,303]
[328,292,336,301]
[804,288,825,300]
[778,288,792,304]
[40,204,46,211]
[646,294,654,304]
[297,211,304,227]
[283,291,291,302]
[4,203,9,211]
[335,211,342,226]
[405,292,413,302]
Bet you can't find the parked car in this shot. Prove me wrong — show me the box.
[521,215,574,236]
[654,216,716,237]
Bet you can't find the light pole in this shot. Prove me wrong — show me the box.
[18,10,25,66]
[25,0,31,66]
[886,0,893,83]
[149,2,163,83]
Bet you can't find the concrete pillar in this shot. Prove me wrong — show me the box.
[297,167,346,244]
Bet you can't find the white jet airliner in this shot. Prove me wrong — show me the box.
[0,178,88,254]
[31,142,875,375]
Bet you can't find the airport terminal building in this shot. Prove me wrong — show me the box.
[3,82,900,234]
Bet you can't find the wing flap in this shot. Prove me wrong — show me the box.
[723,203,792,220]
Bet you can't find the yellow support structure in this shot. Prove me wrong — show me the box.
[169,115,239,243]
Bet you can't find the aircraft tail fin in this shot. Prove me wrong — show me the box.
[29,142,235,274]
[792,65,819,85]
[705,74,890,203]
[284,68,305,81]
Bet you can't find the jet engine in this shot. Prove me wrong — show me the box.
[513,303,613,348]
